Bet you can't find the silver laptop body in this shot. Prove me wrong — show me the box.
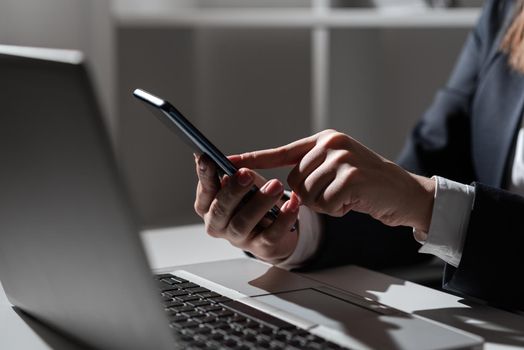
[0,45,483,350]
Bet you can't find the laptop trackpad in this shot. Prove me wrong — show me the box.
[254,288,409,348]
[253,288,479,350]
[253,288,387,332]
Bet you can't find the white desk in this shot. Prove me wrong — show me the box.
[1,224,523,349]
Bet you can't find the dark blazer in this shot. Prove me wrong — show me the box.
[302,0,524,312]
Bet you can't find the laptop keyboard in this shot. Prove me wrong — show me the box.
[156,273,349,350]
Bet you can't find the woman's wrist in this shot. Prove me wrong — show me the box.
[407,173,436,233]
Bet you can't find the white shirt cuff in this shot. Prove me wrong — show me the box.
[415,176,475,267]
[276,206,323,270]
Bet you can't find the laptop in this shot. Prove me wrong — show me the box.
[0,45,483,350]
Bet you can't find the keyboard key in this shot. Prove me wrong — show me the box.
[164,289,190,297]
[208,309,233,317]
[242,332,257,343]
[278,328,297,338]
[187,300,212,307]
[187,340,206,348]
[229,322,248,330]
[169,314,189,323]
[228,328,244,338]
[164,274,188,283]
[198,304,223,312]
[161,277,182,285]
[197,291,221,299]
[172,320,200,329]
[194,326,212,335]
[186,287,210,293]
[159,285,181,292]
[270,340,286,349]
[179,328,196,337]
[243,327,258,335]
[256,339,271,348]
[233,345,251,350]
[210,296,232,303]
[158,280,174,289]
[209,321,230,330]
[182,310,204,318]
[170,305,196,313]
[164,300,184,308]
[256,334,272,342]
[209,332,225,341]
[274,332,288,341]
[289,338,307,347]
[175,333,193,342]
[223,337,238,347]
[285,346,302,350]
[175,294,201,302]
[222,301,295,330]
[230,315,247,323]
[176,282,200,289]
[258,325,273,335]
[245,321,261,330]
[193,334,208,342]
[196,315,217,324]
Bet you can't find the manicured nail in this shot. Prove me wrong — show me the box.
[293,193,302,206]
[260,180,283,196]
[288,192,300,212]
[236,169,253,187]
[198,157,206,172]
[221,175,230,187]
[288,199,299,213]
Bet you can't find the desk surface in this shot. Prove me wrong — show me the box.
[1,224,523,349]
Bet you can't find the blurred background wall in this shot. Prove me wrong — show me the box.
[0,0,481,228]
[0,0,115,138]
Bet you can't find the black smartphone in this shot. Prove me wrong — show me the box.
[133,88,291,228]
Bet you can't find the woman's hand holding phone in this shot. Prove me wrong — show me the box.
[193,154,300,264]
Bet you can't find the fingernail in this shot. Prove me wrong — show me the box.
[221,175,230,187]
[290,192,300,212]
[260,180,283,196]
[236,169,253,187]
[288,198,299,213]
[292,192,302,206]
[198,157,206,172]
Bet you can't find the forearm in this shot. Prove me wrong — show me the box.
[300,211,430,271]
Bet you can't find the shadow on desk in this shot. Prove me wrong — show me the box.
[415,301,524,348]
[301,264,524,348]
[12,307,93,350]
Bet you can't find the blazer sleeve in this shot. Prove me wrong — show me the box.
[301,0,506,272]
[443,183,524,311]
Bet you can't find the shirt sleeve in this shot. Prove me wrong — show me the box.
[276,206,323,270]
[414,176,475,267]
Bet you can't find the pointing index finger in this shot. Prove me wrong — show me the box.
[229,135,317,169]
